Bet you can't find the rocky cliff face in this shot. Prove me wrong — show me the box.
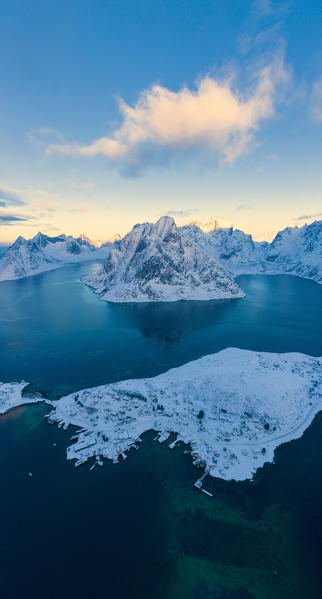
[82,216,245,302]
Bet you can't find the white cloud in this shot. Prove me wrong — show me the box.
[235,204,252,212]
[47,59,288,169]
[163,208,199,218]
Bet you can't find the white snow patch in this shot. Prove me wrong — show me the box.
[0,381,42,415]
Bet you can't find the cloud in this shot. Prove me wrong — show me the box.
[310,79,322,123]
[28,127,65,146]
[235,204,252,212]
[0,187,25,207]
[0,214,31,224]
[252,0,274,18]
[251,0,288,20]
[47,58,288,171]
[295,212,322,222]
[163,208,199,218]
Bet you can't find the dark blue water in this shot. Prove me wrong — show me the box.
[0,264,321,598]
[0,262,321,397]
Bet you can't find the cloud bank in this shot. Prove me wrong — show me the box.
[0,187,25,207]
[0,214,30,225]
[295,212,322,222]
[48,59,288,170]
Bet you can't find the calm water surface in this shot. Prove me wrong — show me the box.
[0,263,321,598]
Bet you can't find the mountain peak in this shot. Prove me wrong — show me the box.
[82,217,244,303]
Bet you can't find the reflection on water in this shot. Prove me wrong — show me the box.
[111,298,233,341]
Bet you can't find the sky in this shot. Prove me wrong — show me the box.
[0,0,322,244]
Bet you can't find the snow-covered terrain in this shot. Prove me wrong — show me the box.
[1,219,321,285]
[82,216,244,302]
[0,381,42,414]
[181,220,322,283]
[0,232,109,282]
[46,348,322,482]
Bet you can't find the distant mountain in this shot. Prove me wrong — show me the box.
[180,224,267,275]
[264,221,322,282]
[82,216,245,302]
[181,220,322,284]
[0,232,109,282]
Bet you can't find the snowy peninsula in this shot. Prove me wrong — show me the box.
[0,381,42,414]
[46,348,322,482]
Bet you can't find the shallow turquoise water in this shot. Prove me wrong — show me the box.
[0,264,321,598]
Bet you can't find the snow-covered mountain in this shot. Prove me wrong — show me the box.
[264,221,322,282]
[180,224,267,275]
[181,220,322,283]
[0,232,109,282]
[82,216,245,302]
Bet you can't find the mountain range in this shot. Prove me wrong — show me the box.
[0,232,109,282]
[0,219,321,290]
[180,220,322,284]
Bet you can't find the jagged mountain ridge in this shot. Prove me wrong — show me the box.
[180,220,322,283]
[82,216,245,302]
[0,232,109,282]
[1,219,321,285]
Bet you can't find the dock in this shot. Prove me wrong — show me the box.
[193,472,214,497]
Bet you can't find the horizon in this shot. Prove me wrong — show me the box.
[0,213,321,249]
[1,1,322,244]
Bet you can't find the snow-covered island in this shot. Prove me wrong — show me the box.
[46,348,322,482]
[82,216,244,302]
[0,381,42,414]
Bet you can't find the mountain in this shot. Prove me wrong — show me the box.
[0,232,109,282]
[264,221,322,282]
[180,224,267,275]
[180,220,322,283]
[82,216,245,302]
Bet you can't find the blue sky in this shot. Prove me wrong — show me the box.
[0,0,321,243]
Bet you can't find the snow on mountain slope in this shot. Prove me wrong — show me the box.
[82,216,245,302]
[180,224,267,275]
[181,220,322,283]
[0,232,109,282]
[264,221,322,282]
